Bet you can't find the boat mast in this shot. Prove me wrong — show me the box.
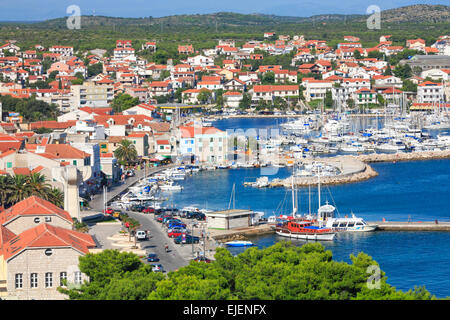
[308,183,311,216]
[291,175,296,216]
[317,166,321,218]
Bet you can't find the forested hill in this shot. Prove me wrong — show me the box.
[9,4,450,29]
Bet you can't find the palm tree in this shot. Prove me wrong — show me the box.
[9,174,32,205]
[114,139,138,165]
[47,188,64,208]
[28,172,52,200]
[0,175,13,207]
[0,173,64,208]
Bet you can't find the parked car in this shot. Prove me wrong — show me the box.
[131,205,146,212]
[142,208,155,214]
[147,253,159,262]
[157,214,171,223]
[193,213,206,221]
[174,234,200,244]
[151,263,164,272]
[136,230,148,241]
[167,223,186,230]
[165,219,183,227]
[193,256,212,263]
[103,208,114,214]
[168,229,187,238]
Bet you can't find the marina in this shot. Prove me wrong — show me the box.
[90,115,450,298]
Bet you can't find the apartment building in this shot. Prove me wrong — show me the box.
[417,81,444,104]
[70,81,114,108]
[178,126,227,164]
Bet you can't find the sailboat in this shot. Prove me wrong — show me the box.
[275,168,336,241]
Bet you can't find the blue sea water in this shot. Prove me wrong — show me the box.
[164,118,450,297]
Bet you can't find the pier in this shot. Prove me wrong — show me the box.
[370,221,450,231]
[269,156,378,187]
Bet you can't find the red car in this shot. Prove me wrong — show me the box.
[104,208,114,214]
[167,229,186,238]
[142,208,155,214]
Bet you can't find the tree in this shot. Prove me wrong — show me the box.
[59,242,436,300]
[0,173,63,208]
[261,71,275,84]
[402,79,418,93]
[114,139,138,165]
[110,93,140,113]
[393,64,412,80]
[197,90,212,104]
[324,90,333,109]
[384,66,392,76]
[239,93,252,110]
[353,50,362,60]
[87,63,103,77]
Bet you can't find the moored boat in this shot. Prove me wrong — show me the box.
[225,240,255,247]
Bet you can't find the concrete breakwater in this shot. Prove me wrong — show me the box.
[270,156,378,188]
[269,150,450,188]
[356,149,450,163]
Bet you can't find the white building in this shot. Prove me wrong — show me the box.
[178,126,228,164]
[417,81,445,104]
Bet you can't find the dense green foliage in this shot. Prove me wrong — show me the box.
[59,242,435,300]
[0,95,59,121]
[110,93,140,113]
[0,173,64,208]
[113,139,138,165]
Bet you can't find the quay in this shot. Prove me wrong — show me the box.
[370,221,450,231]
[269,149,450,188]
[212,114,387,120]
[269,156,378,187]
[357,149,450,163]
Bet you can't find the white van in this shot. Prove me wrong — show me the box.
[136,230,147,241]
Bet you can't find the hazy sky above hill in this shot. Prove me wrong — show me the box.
[0,0,446,21]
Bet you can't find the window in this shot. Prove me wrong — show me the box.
[34,217,41,224]
[45,273,53,288]
[30,273,38,288]
[7,162,12,168]
[73,160,77,166]
[74,271,82,285]
[160,146,164,150]
[45,249,53,256]
[60,272,67,287]
[15,274,23,289]
[45,216,52,222]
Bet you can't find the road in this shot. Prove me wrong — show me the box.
[86,163,198,272]
[88,164,176,212]
[126,211,191,272]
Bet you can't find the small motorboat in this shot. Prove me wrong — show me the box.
[224,240,254,247]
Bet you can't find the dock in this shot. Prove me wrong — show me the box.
[371,221,450,231]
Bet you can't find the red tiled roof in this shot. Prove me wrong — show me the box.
[0,196,72,226]
[179,126,223,138]
[1,223,96,261]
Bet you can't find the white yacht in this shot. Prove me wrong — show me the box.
[325,213,378,232]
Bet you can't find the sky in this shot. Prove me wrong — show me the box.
[0,0,446,21]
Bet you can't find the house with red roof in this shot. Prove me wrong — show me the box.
[0,219,96,299]
[178,126,227,164]
[406,38,426,51]
[417,81,444,104]
[122,103,156,118]
[223,91,244,108]
[252,85,299,104]
[0,196,73,235]
[353,88,377,105]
